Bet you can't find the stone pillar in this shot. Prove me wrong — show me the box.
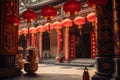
[111,0,120,80]
[0,0,21,78]
[92,0,115,80]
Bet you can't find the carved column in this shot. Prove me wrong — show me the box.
[0,0,21,78]
[111,0,120,80]
[92,0,115,80]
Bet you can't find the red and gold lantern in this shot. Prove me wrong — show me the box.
[21,27,28,36]
[37,25,46,33]
[7,14,20,26]
[87,0,108,9]
[62,19,73,30]
[74,16,86,29]
[63,0,81,20]
[41,6,57,19]
[52,21,63,32]
[87,12,96,27]
[22,9,37,22]
[30,27,37,34]
[41,6,57,33]
[63,0,81,15]
[74,16,85,35]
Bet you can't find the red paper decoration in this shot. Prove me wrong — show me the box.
[30,27,37,34]
[74,16,86,29]
[7,14,20,26]
[21,28,28,35]
[87,0,108,9]
[37,25,46,33]
[63,0,82,15]
[87,12,96,22]
[52,21,63,30]
[41,6,57,19]
[22,9,37,22]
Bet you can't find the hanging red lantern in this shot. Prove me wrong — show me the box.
[63,0,82,20]
[97,0,108,6]
[74,16,86,29]
[41,6,57,33]
[22,9,37,22]
[30,27,37,34]
[37,25,46,33]
[18,30,22,36]
[87,13,96,26]
[63,0,81,15]
[62,19,73,30]
[87,0,98,9]
[52,21,63,32]
[41,6,57,19]
[7,14,20,26]
[21,27,28,36]
[87,0,108,9]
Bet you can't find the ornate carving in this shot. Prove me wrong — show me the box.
[1,0,19,54]
[96,3,114,56]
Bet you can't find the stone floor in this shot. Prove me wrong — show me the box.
[1,63,96,80]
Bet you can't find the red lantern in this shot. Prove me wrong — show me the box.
[44,23,53,30]
[62,19,72,30]
[87,13,96,23]
[87,0,108,9]
[63,0,82,15]
[41,6,57,19]
[74,16,86,29]
[7,14,20,26]
[37,25,46,33]
[87,0,98,9]
[18,30,22,36]
[52,21,63,32]
[30,27,37,34]
[22,9,37,22]
[97,0,108,6]
[21,28,28,36]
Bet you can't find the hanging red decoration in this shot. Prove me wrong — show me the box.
[30,27,37,34]
[87,13,96,23]
[18,30,22,36]
[22,9,37,22]
[41,6,57,19]
[74,16,86,29]
[37,25,46,33]
[63,0,82,15]
[21,28,28,36]
[97,0,108,6]
[87,0,98,9]
[52,21,63,32]
[7,14,20,26]
[87,0,108,9]
[62,19,72,30]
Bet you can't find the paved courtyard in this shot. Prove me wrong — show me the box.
[2,63,96,80]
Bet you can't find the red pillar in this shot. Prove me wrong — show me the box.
[70,34,76,59]
[0,0,21,77]
[31,33,36,47]
[64,27,70,62]
[90,32,96,58]
[38,32,43,60]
